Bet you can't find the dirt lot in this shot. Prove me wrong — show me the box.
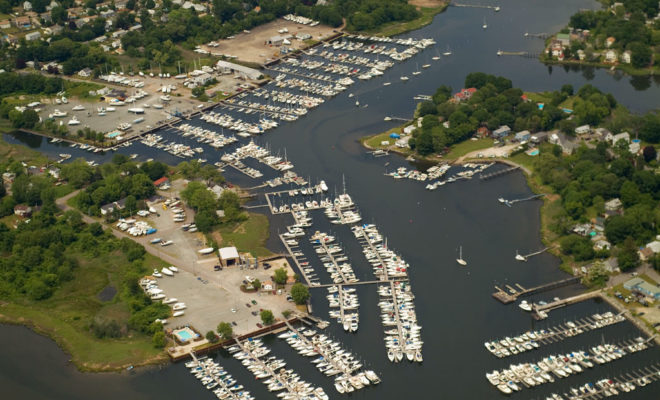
[201,18,339,65]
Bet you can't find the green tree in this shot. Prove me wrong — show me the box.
[216,322,233,339]
[260,309,274,325]
[617,237,640,271]
[290,282,309,305]
[251,278,260,291]
[273,268,288,285]
[152,331,167,348]
[205,330,218,343]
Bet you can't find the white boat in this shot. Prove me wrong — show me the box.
[161,240,174,246]
[515,251,527,262]
[72,105,85,111]
[106,107,116,112]
[128,107,145,114]
[383,82,391,86]
[519,300,532,311]
[319,180,328,192]
[456,246,467,266]
[67,116,80,126]
[161,267,174,276]
[495,6,500,11]
[173,302,187,310]
[50,109,67,118]
[400,76,409,81]
[422,64,431,69]
[168,266,178,273]
[482,18,487,29]
[151,293,165,300]
[443,46,452,56]
[163,298,178,304]
[173,310,185,317]
[150,238,161,244]
[198,247,215,255]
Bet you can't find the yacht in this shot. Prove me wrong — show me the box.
[67,116,80,125]
[400,76,409,81]
[422,64,431,69]
[72,105,85,111]
[443,46,452,56]
[50,109,67,118]
[483,18,488,29]
[519,300,532,312]
[456,246,467,266]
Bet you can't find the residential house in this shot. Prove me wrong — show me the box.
[575,124,591,135]
[604,198,622,212]
[605,37,615,48]
[452,87,477,102]
[593,239,611,251]
[99,10,115,19]
[604,49,617,63]
[99,198,127,215]
[78,67,92,77]
[549,40,563,57]
[492,125,511,139]
[40,11,52,24]
[606,131,630,145]
[14,16,32,29]
[0,20,11,29]
[646,240,660,254]
[515,130,531,142]
[14,205,32,217]
[621,50,631,64]
[577,49,586,60]
[639,247,654,261]
[594,127,611,141]
[210,184,224,198]
[25,31,41,41]
[261,280,274,291]
[49,24,63,35]
[476,126,490,138]
[572,223,592,236]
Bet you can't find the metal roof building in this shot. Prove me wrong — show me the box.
[215,60,262,80]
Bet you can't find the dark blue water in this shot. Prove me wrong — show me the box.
[2,1,660,399]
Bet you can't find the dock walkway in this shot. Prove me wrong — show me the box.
[279,233,313,286]
[234,338,296,394]
[355,226,389,281]
[492,276,581,304]
[532,290,602,320]
[480,165,520,180]
[188,352,242,400]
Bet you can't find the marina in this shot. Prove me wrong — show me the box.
[486,337,653,394]
[484,311,627,359]
[186,353,253,400]
[326,285,360,332]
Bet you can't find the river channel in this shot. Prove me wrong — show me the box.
[2,0,659,399]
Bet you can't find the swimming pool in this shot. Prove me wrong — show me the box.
[527,149,539,156]
[174,330,194,342]
[106,131,120,138]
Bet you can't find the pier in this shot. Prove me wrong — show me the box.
[279,233,315,286]
[515,245,554,261]
[480,165,520,180]
[234,338,296,394]
[524,32,551,39]
[355,226,389,281]
[314,237,357,284]
[500,193,546,207]
[188,352,244,400]
[388,281,406,355]
[492,276,581,304]
[532,290,602,320]
[559,364,660,400]
[451,2,500,11]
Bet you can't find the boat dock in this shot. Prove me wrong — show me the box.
[354,226,389,281]
[233,338,298,394]
[279,233,314,286]
[492,276,581,304]
[484,311,628,359]
[480,165,520,180]
[515,246,554,261]
[314,236,357,284]
[532,290,602,320]
[555,364,660,400]
[524,32,551,39]
[499,193,546,207]
[187,352,247,400]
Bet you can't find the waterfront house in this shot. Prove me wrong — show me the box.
[492,125,511,139]
[452,87,477,102]
[622,50,631,64]
[78,67,92,77]
[219,246,239,267]
[577,49,586,60]
[14,16,32,29]
[605,50,617,63]
[604,198,622,212]
[515,130,530,142]
[14,205,32,217]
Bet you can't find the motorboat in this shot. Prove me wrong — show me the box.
[50,109,67,118]
[456,246,467,266]
[483,18,488,29]
[519,300,532,312]
[161,267,174,276]
[400,76,409,81]
[150,238,161,244]
[67,116,80,125]
[173,310,185,317]
[168,266,178,273]
[72,105,85,111]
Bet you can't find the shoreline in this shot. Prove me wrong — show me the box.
[540,57,659,77]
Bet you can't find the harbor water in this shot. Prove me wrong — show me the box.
[2,0,660,399]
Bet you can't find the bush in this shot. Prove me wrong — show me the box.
[217,322,233,339]
[205,330,218,343]
[152,331,166,348]
[260,309,274,325]
[290,283,310,305]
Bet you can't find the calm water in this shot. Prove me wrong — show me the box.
[3,1,660,399]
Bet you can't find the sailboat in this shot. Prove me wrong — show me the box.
[456,246,467,266]
[432,49,441,61]
[483,18,488,29]
[412,63,421,76]
[515,250,527,262]
[443,46,452,56]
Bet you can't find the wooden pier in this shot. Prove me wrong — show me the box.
[451,2,500,10]
[532,290,602,320]
[279,233,313,286]
[492,276,581,304]
[188,352,243,400]
[234,338,297,394]
[480,165,520,180]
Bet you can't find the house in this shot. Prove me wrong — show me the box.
[492,125,511,139]
[549,40,563,57]
[623,277,660,300]
[607,131,630,145]
[14,205,32,217]
[476,126,490,138]
[49,24,63,35]
[219,246,239,267]
[192,73,213,86]
[0,20,11,29]
[403,125,416,135]
[575,124,590,135]
[2,172,16,185]
[622,50,631,64]
[605,50,617,63]
[629,141,640,154]
[261,280,274,291]
[605,36,615,48]
[40,11,52,23]
[153,176,169,188]
[646,240,660,254]
[210,184,224,198]
[572,223,592,236]
[14,16,32,29]
[25,31,41,41]
[556,33,570,46]
[515,130,531,142]
[100,198,126,215]
[78,67,92,77]
[594,127,611,141]
[452,87,477,102]
[604,198,622,212]
[577,49,586,60]
[99,9,115,18]
[639,247,654,261]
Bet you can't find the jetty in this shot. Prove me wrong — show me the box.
[314,236,357,284]
[355,226,389,281]
[524,32,551,39]
[480,165,520,180]
[492,276,581,304]
[532,290,602,320]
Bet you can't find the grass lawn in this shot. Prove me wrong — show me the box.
[65,81,104,100]
[366,6,448,37]
[445,138,494,160]
[217,213,273,257]
[0,249,170,371]
[362,126,404,149]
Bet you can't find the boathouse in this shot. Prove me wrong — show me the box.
[219,246,239,267]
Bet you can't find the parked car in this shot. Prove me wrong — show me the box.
[214,265,222,271]
[251,311,258,316]
[231,321,237,326]
[251,300,257,305]
[256,323,263,328]
[245,303,251,308]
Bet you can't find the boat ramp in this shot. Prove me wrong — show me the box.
[492,276,581,304]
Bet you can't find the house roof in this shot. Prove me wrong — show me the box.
[153,176,169,186]
[219,246,239,260]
